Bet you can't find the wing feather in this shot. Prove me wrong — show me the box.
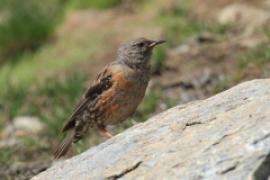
[62,66,113,132]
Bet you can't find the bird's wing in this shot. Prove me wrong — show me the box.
[62,65,113,132]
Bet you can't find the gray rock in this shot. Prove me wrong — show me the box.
[33,79,270,180]
[2,116,45,138]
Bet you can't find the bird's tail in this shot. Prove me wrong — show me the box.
[54,130,75,159]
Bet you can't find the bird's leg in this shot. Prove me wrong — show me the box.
[98,126,113,139]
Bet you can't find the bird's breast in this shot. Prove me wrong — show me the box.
[100,70,149,125]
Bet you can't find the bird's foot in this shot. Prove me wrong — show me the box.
[98,127,113,139]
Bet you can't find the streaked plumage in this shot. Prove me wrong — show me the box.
[54,37,165,159]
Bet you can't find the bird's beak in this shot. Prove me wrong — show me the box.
[149,40,166,48]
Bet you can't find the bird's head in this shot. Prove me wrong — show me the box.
[117,37,166,70]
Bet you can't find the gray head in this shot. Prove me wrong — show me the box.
[117,37,165,70]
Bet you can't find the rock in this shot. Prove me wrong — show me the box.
[33,79,270,180]
[2,116,45,138]
[218,4,270,35]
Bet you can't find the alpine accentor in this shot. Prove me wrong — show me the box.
[54,37,165,159]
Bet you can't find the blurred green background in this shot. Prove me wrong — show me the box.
[0,0,269,178]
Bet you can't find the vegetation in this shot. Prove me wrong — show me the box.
[0,0,64,59]
[152,46,167,75]
[0,72,88,164]
[68,0,122,10]
[155,3,229,46]
[238,43,270,70]
[1,72,88,136]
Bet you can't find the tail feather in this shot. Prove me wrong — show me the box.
[54,130,75,159]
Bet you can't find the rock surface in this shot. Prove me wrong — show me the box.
[33,79,270,180]
[1,116,45,138]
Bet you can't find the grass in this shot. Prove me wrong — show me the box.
[157,15,229,46]
[212,42,270,93]
[212,41,270,92]
[68,0,122,10]
[0,148,14,164]
[152,46,167,75]
[0,71,89,164]
[154,1,230,46]
[212,78,231,94]
[1,71,89,136]
[141,92,160,115]
[232,43,270,82]
[0,32,105,94]
[0,136,51,164]
[0,0,119,91]
[0,0,136,165]
[0,0,65,58]
[238,43,270,69]
[38,73,88,137]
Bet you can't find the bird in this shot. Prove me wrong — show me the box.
[54,37,166,159]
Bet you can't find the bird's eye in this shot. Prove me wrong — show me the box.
[137,42,145,47]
